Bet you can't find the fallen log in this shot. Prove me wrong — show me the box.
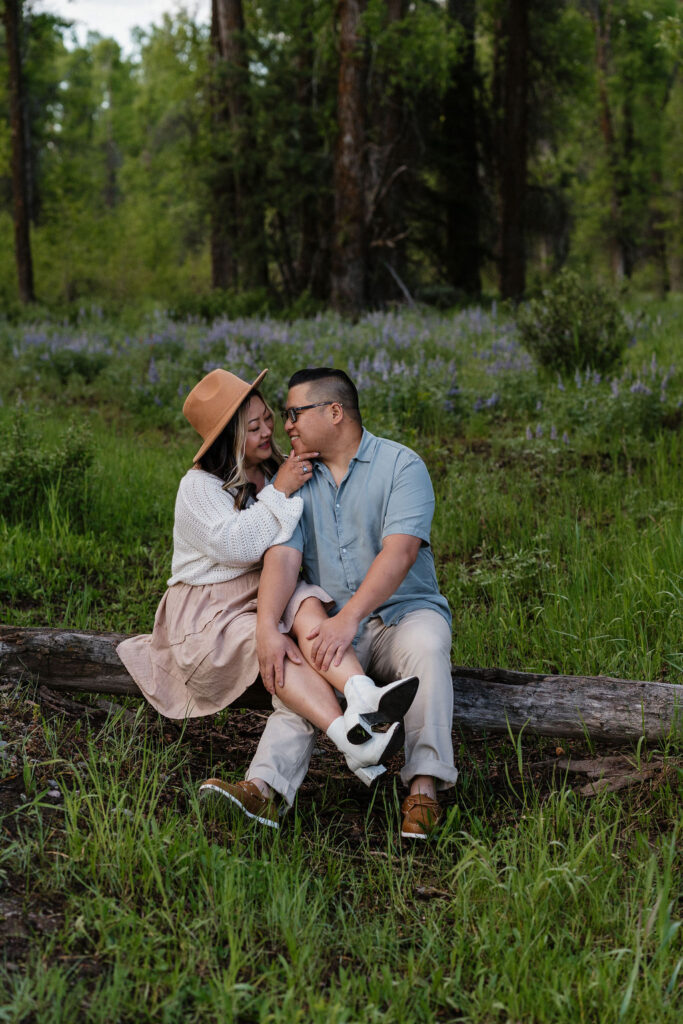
[1,626,681,742]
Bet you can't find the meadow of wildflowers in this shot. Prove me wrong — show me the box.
[2,295,683,678]
[1,299,683,1023]
[3,299,682,447]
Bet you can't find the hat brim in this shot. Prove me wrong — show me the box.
[192,367,269,463]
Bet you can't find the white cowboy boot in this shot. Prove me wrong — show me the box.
[343,674,419,744]
[326,718,405,787]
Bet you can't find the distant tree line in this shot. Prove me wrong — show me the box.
[1,0,681,314]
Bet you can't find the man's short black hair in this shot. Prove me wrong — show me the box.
[288,368,362,425]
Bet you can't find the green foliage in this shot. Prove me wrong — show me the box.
[0,411,93,525]
[363,0,463,98]
[517,270,630,375]
[167,287,272,323]
[2,1,682,306]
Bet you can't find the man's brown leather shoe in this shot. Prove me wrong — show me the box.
[199,778,279,829]
[400,793,442,839]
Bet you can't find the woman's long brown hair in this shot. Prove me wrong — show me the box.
[198,391,284,509]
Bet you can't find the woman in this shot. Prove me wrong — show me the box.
[117,368,417,828]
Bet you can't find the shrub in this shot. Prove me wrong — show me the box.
[517,270,629,375]
[0,412,94,525]
[167,288,272,323]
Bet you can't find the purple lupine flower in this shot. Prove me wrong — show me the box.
[525,426,533,441]
[550,425,558,440]
[557,375,565,392]
[630,381,652,395]
[574,369,582,388]
[473,397,485,412]
[611,379,619,397]
[147,357,160,384]
[485,392,499,408]
[535,424,543,438]
[562,431,570,445]
[592,371,601,385]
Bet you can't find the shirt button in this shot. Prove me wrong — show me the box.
[336,504,340,509]
[342,548,347,553]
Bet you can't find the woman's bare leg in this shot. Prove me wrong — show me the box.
[289,597,419,749]
[249,656,340,799]
[274,655,341,732]
[290,598,364,694]
[250,637,400,796]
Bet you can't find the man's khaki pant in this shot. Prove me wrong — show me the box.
[247,608,458,806]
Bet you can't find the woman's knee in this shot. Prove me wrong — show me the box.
[291,596,327,636]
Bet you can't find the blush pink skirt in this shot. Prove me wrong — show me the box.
[116,571,331,720]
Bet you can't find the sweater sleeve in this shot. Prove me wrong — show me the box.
[173,473,304,570]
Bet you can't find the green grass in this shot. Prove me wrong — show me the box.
[1,704,681,1022]
[1,298,682,1021]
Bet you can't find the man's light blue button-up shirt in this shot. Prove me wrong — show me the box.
[281,429,451,631]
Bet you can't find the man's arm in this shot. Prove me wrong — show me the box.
[306,533,421,672]
[256,544,304,693]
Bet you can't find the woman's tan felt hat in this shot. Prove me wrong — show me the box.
[183,367,268,463]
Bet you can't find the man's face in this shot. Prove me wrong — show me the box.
[283,384,329,454]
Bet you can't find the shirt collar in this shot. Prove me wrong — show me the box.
[312,429,376,481]
[350,428,377,463]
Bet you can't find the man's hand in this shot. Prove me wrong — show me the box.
[257,626,302,694]
[306,608,360,672]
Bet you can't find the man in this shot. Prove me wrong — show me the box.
[249,368,458,838]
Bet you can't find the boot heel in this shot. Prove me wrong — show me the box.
[352,763,386,787]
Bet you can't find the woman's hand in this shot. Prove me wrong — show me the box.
[257,625,303,693]
[272,450,319,497]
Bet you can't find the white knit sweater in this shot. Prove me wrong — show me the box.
[167,468,303,587]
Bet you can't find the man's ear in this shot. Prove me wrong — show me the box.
[330,401,344,423]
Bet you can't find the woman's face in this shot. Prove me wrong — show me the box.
[243,395,275,469]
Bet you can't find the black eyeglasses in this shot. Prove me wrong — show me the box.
[281,401,340,424]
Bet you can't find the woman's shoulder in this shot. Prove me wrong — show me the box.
[176,467,235,508]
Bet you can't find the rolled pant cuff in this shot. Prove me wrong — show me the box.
[401,760,459,791]
[245,767,298,808]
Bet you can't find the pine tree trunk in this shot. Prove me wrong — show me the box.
[444,0,481,296]
[365,0,409,304]
[209,0,238,290]
[331,0,367,316]
[294,14,329,300]
[2,0,35,304]
[592,3,628,282]
[498,0,528,301]
[211,0,268,291]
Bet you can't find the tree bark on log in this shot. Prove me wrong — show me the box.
[1,626,680,742]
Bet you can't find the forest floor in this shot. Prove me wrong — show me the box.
[2,679,680,1002]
